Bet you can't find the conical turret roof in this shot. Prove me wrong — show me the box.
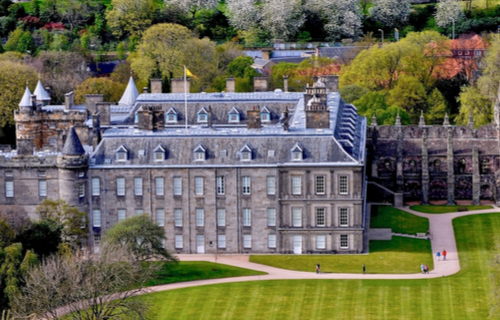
[19,85,32,107]
[118,76,139,106]
[62,127,85,156]
[34,80,51,101]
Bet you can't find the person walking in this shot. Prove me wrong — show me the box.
[436,251,441,261]
[421,263,425,274]
[362,264,366,274]
[443,249,447,261]
[424,265,429,274]
[316,263,321,274]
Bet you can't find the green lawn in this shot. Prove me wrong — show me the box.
[145,261,266,287]
[144,213,500,319]
[371,205,429,234]
[249,237,432,274]
[410,205,494,214]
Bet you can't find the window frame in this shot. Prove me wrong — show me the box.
[243,208,251,227]
[117,209,126,222]
[134,177,143,196]
[339,207,349,227]
[317,235,326,249]
[39,179,47,197]
[91,178,100,196]
[267,176,276,195]
[292,208,302,227]
[155,177,164,196]
[195,208,204,227]
[316,207,325,227]
[216,176,225,195]
[116,177,125,196]
[339,175,348,195]
[217,208,226,227]
[292,176,302,195]
[5,181,13,198]
[175,235,183,248]
[340,234,349,249]
[315,175,325,195]
[195,177,204,196]
[173,177,182,195]
[242,176,251,195]
[78,183,85,198]
[156,209,164,227]
[268,234,276,248]
[243,235,252,248]
[267,208,276,227]
[218,234,226,248]
[93,209,101,227]
[174,208,183,227]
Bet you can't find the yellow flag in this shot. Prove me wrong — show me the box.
[185,68,198,79]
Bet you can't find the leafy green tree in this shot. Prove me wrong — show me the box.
[0,16,16,38]
[427,88,447,124]
[106,0,157,38]
[354,91,411,125]
[35,199,88,249]
[387,75,427,122]
[0,220,14,248]
[456,86,492,128]
[74,77,126,105]
[227,56,254,78]
[116,41,126,60]
[339,85,369,103]
[14,219,62,258]
[104,214,177,262]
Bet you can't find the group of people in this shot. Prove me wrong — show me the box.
[420,263,429,274]
[436,249,447,261]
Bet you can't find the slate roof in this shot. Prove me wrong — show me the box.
[118,76,139,106]
[91,91,367,167]
[317,47,360,60]
[19,86,32,107]
[62,127,85,155]
[34,80,51,101]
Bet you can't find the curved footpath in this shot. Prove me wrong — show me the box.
[145,206,500,295]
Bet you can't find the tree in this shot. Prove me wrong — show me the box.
[29,51,90,104]
[369,0,411,28]
[0,220,14,248]
[165,0,218,19]
[104,214,177,262]
[130,23,217,92]
[353,91,411,125]
[74,78,126,104]
[456,86,492,128]
[35,199,88,249]
[0,61,38,134]
[427,88,447,124]
[11,244,160,320]
[260,0,304,41]
[0,205,31,236]
[14,219,62,258]
[306,0,362,40]
[387,75,427,122]
[434,0,464,28]
[106,0,157,38]
[339,84,369,103]
[56,0,96,32]
[224,0,259,31]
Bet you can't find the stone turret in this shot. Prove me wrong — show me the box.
[119,76,139,106]
[443,113,450,126]
[395,110,401,126]
[19,85,34,112]
[371,113,377,127]
[418,110,426,127]
[304,80,329,129]
[34,79,51,106]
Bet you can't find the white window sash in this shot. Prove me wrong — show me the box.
[242,176,251,195]
[243,235,251,248]
[118,209,126,222]
[195,177,204,195]
[156,209,164,227]
[39,180,47,197]
[292,208,302,227]
[217,209,226,227]
[134,178,143,196]
[268,234,276,248]
[243,209,251,226]
[156,177,164,196]
[292,176,301,195]
[5,181,13,198]
[267,208,276,226]
[173,177,182,195]
[196,209,204,226]
[217,176,225,195]
[267,176,276,195]
[175,235,183,248]
[91,178,100,196]
[117,177,125,196]
[93,210,101,227]
[174,209,183,227]
[218,235,226,248]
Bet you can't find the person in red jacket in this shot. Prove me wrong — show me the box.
[442,249,447,261]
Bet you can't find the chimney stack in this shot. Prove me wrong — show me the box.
[143,87,148,93]
[150,79,162,93]
[253,77,268,92]
[64,92,74,111]
[261,49,271,60]
[30,94,37,109]
[207,106,213,128]
[283,75,289,92]
[226,77,235,93]
[171,78,190,93]
[247,106,261,129]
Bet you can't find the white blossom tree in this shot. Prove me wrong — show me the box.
[260,0,305,41]
[306,0,362,40]
[369,0,411,28]
[225,0,259,31]
[165,0,219,19]
[434,0,465,28]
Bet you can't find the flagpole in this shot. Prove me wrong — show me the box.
[184,65,188,131]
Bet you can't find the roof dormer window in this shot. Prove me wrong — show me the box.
[261,106,271,122]
[240,144,252,161]
[134,113,138,123]
[165,107,178,123]
[291,143,303,161]
[194,144,206,161]
[228,106,240,123]
[116,145,129,161]
[197,107,208,123]
[153,145,166,161]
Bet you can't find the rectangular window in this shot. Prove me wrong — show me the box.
[173,177,182,195]
[292,176,302,195]
[93,210,101,227]
[339,175,348,194]
[195,177,204,196]
[339,208,349,227]
[175,235,183,248]
[316,208,325,226]
[317,235,326,249]
[155,177,164,196]
[242,176,251,195]
[292,208,302,227]
[217,176,225,195]
[196,208,204,227]
[217,208,226,227]
[39,180,47,197]
[243,208,251,226]
[267,176,276,195]
[243,235,251,248]
[91,178,100,196]
[135,209,143,215]
[116,177,125,196]
[218,234,226,248]
[156,209,164,227]
[174,209,183,227]
[118,209,126,222]
[316,176,325,194]
[340,234,349,249]
[268,234,276,248]
[5,181,13,198]
[78,184,85,198]
[134,177,143,196]
[267,208,276,227]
